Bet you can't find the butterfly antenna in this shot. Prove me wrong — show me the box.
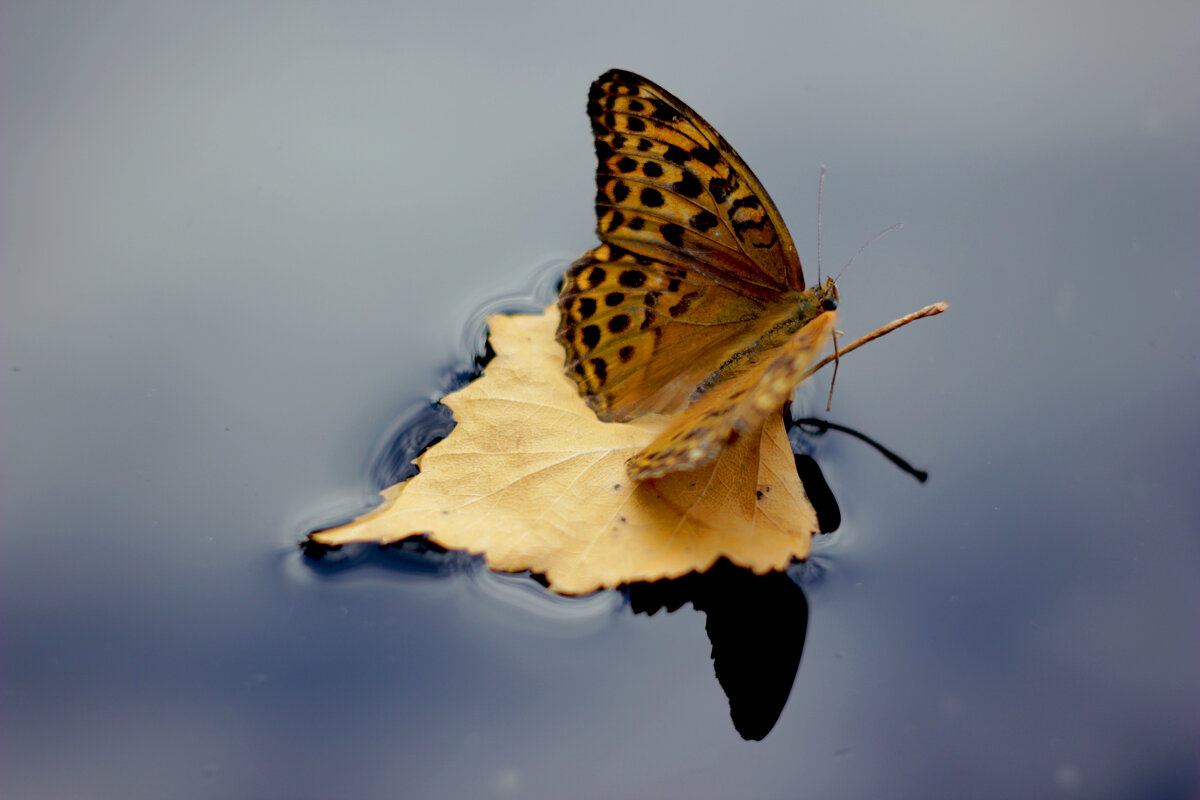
[834,223,904,283]
[825,328,840,412]
[816,165,826,283]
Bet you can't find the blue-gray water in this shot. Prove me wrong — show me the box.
[4,3,1198,798]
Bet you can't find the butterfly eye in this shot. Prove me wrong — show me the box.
[821,298,838,311]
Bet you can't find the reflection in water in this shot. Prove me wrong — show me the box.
[304,383,859,740]
[300,271,943,742]
[628,560,810,741]
[301,539,813,741]
[794,417,930,483]
[621,455,839,741]
[368,402,458,489]
[303,453,841,741]
[302,364,953,743]
[794,453,841,535]
[302,536,469,580]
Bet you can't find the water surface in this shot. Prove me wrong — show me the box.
[4,3,1198,798]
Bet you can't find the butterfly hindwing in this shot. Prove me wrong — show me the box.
[626,311,837,481]
[558,245,771,420]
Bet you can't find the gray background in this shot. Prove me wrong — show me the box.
[4,2,1198,798]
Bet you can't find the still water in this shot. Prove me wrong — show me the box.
[5,3,1198,799]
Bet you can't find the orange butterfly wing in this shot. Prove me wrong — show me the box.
[557,69,809,422]
[627,311,837,480]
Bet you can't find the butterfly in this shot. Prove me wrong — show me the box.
[557,69,838,480]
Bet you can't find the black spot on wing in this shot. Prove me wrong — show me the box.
[619,269,647,288]
[651,102,681,123]
[689,210,719,232]
[668,292,697,317]
[664,145,691,165]
[640,187,665,208]
[659,223,685,248]
[674,170,703,198]
[732,217,768,235]
[691,145,720,167]
[708,177,730,203]
[607,314,631,333]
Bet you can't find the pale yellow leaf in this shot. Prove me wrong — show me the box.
[310,305,818,594]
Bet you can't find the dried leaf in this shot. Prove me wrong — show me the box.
[310,305,819,594]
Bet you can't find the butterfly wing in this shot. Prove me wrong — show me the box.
[558,69,807,421]
[626,311,837,481]
[559,244,784,420]
[586,69,805,294]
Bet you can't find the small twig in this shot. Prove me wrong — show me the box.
[803,302,949,381]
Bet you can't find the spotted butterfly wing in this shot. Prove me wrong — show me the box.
[557,69,813,422]
[626,310,837,480]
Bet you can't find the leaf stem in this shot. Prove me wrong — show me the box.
[802,302,949,381]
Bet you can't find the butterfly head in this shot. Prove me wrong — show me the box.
[813,276,839,312]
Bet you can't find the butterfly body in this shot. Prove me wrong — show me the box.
[692,276,838,401]
[557,69,837,479]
